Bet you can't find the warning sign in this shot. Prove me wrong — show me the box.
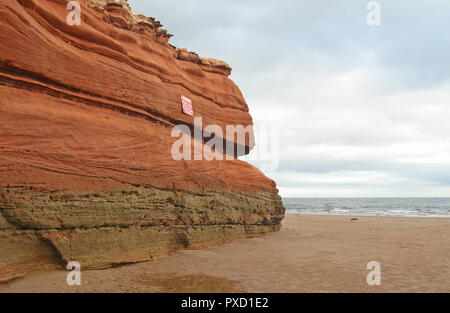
[180,95,194,116]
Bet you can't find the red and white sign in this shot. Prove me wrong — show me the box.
[180,95,194,116]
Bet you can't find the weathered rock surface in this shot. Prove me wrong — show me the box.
[0,0,284,282]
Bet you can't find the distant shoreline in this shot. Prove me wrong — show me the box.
[285,211,450,218]
[283,197,450,218]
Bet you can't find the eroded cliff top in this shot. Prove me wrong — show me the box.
[88,0,232,76]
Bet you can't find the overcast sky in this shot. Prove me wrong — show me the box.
[129,0,450,198]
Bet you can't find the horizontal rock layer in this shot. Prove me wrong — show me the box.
[0,0,285,282]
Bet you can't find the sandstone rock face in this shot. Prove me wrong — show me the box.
[0,0,284,282]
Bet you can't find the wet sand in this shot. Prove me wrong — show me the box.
[1,214,449,293]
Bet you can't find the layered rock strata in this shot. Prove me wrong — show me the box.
[0,0,285,282]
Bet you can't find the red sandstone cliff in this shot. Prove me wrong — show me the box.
[0,0,285,282]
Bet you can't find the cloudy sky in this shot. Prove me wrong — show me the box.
[129,0,450,198]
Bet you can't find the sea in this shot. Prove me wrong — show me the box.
[282,198,450,218]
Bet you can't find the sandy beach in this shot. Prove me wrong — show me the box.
[1,214,449,293]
